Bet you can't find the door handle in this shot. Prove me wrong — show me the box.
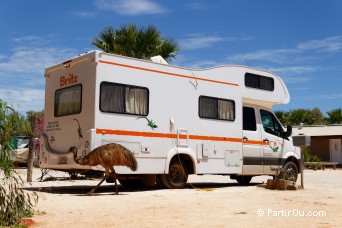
[243,136,248,141]
[263,139,269,143]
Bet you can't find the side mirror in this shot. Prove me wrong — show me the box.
[286,125,292,137]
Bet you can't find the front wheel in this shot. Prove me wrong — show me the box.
[236,176,252,185]
[279,161,298,182]
[160,160,188,189]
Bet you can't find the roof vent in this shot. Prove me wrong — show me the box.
[150,55,168,64]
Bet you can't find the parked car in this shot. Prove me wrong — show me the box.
[9,136,30,164]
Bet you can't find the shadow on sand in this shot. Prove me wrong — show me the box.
[24,180,261,196]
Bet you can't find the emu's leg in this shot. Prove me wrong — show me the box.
[110,167,118,195]
[87,169,110,196]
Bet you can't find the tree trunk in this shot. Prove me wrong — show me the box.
[26,137,34,182]
[26,115,36,182]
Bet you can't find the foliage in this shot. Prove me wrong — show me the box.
[27,111,44,137]
[326,108,342,124]
[275,107,334,126]
[275,111,290,126]
[92,24,179,62]
[288,108,316,126]
[311,108,325,125]
[303,146,320,162]
[0,169,38,226]
[0,99,38,226]
[0,100,31,158]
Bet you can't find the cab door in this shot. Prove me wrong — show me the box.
[242,106,263,174]
[259,109,286,174]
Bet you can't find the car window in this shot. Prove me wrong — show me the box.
[260,109,284,137]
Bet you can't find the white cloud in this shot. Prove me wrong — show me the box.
[179,34,225,50]
[185,2,206,10]
[226,49,300,64]
[185,2,216,10]
[95,0,167,15]
[0,44,76,76]
[270,66,319,75]
[0,35,78,113]
[303,93,342,100]
[282,76,312,84]
[187,60,226,69]
[13,35,42,43]
[297,36,342,53]
[73,11,97,18]
[179,34,250,50]
[226,35,342,65]
[0,88,44,113]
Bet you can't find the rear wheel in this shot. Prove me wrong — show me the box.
[160,160,188,189]
[279,161,298,182]
[236,176,252,185]
[156,174,165,188]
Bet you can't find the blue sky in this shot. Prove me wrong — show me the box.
[1,0,342,115]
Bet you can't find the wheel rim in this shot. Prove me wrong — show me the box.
[170,164,186,185]
[284,164,297,181]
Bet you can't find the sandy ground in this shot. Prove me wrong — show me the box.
[18,168,342,228]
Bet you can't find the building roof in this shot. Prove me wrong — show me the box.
[292,125,342,137]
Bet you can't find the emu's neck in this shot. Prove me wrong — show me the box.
[75,155,91,166]
[72,150,86,165]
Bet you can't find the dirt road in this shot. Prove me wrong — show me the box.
[21,168,342,227]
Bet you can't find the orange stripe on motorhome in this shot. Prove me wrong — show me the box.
[96,129,175,139]
[96,128,247,143]
[98,60,239,87]
[189,134,243,143]
[243,140,269,146]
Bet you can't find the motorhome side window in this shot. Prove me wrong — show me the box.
[54,84,82,117]
[260,109,284,137]
[199,96,235,121]
[243,107,257,131]
[100,82,149,116]
[245,73,274,91]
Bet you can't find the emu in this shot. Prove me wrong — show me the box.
[69,143,138,195]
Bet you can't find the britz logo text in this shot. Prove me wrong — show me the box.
[60,73,78,87]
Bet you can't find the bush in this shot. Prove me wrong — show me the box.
[0,99,38,226]
[303,146,321,162]
[0,161,38,226]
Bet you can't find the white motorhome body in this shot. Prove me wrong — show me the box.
[40,51,301,187]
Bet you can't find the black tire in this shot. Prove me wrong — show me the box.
[280,161,298,182]
[160,160,188,189]
[236,176,252,185]
[156,174,165,188]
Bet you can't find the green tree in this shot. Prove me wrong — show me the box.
[275,110,290,126]
[311,107,325,125]
[0,100,31,160]
[0,99,37,226]
[92,24,179,62]
[326,108,342,124]
[288,109,315,126]
[25,111,39,182]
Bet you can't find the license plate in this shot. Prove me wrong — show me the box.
[58,156,68,164]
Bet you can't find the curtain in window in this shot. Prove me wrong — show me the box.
[100,84,124,113]
[199,97,217,118]
[125,87,148,115]
[56,87,81,116]
[218,100,234,120]
[100,83,148,115]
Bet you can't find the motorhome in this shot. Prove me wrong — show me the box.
[40,50,301,188]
